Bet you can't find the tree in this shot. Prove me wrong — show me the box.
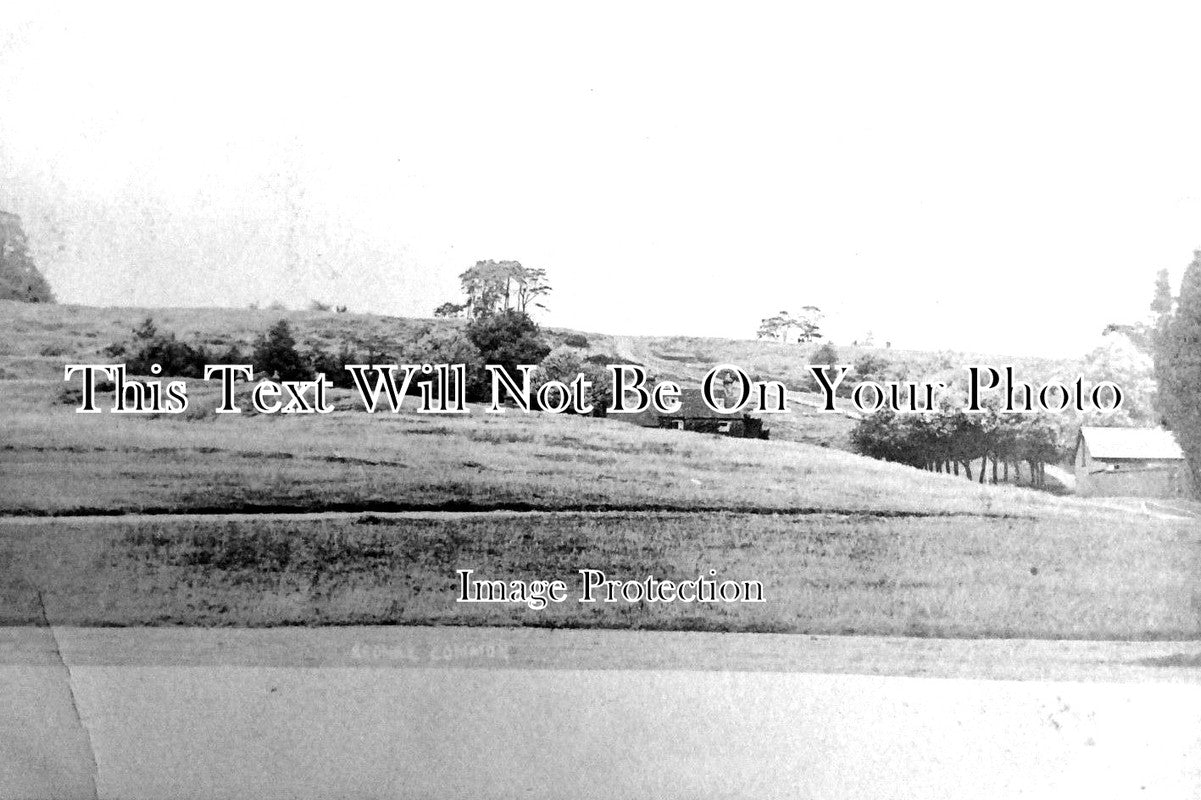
[756,311,795,342]
[252,320,312,382]
[0,211,54,303]
[434,301,467,318]
[850,404,1064,488]
[1154,251,1201,493]
[1081,334,1156,426]
[756,306,822,342]
[796,305,823,342]
[466,309,551,380]
[1152,268,1173,317]
[457,260,552,318]
[513,267,551,314]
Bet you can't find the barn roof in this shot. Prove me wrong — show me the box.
[1078,427,1185,460]
[663,388,732,418]
[624,388,734,424]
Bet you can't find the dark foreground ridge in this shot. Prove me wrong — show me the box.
[0,501,1037,521]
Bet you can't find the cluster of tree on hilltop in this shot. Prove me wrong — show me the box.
[434,260,551,319]
[0,211,54,303]
[756,307,823,343]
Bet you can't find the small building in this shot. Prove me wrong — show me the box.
[626,388,768,439]
[1074,427,1193,498]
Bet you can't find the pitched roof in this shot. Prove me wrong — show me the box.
[1079,427,1185,460]
[662,388,733,419]
[624,388,737,424]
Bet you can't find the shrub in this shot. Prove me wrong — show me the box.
[801,342,849,395]
[38,342,71,357]
[466,310,551,381]
[532,347,612,414]
[306,341,361,389]
[563,333,589,348]
[853,353,891,381]
[119,317,211,378]
[399,327,487,401]
[810,342,839,365]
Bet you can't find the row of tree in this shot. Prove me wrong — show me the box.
[850,405,1063,488]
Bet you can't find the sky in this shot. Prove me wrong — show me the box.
[2,2,1200,357]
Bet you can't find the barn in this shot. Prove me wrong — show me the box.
[627,388,768,439]
[1073,426,1194,498]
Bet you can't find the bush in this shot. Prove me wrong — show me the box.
[801,342,849,395]
[810,342,839,365]
[38,342,71,357]
[121,317,211,378]
[306,341,361,389]
[531,347,612,414]
[399,327,488,401]
[853,353,891,381]
[563,333,589,348]
[466,310,551,381]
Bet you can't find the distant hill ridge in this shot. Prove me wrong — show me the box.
[0,299,1083,387]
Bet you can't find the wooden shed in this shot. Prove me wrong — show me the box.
[627,388,768,439]
[1074,427,1193,498]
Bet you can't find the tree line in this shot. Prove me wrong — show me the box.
[850,404,1062,488]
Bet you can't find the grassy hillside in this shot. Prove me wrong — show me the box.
[0,299,1087,451]
[4,300,1194,638]
[5,510,1199,638]
[0,299,1084,382]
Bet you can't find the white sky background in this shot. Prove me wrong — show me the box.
[2,3,1200,357]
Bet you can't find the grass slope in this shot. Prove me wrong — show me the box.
[4,511,1199,638]
[3,300,1192,638]
[0,299,1084,449]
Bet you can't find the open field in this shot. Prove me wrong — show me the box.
[4,376,1088,518]
[3,300,1195,638]
[4,345,1199,638]
[0,298,1094,454]
[3,508,1199,637]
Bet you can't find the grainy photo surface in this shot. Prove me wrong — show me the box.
[3,4,1201,798]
